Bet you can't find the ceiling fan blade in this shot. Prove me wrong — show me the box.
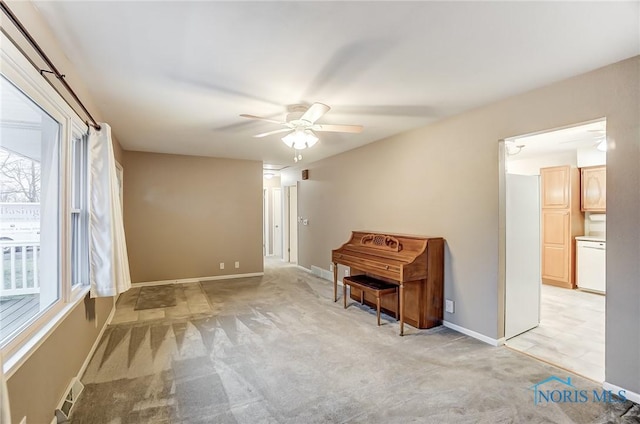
[240,114,285,125]
[300,103,330,124]
[313,124,363,133]
[254,128,292,138]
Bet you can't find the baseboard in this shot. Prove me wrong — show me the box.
[603,381,640,404]
[297,265,312,273]
[541,279,574,289]
[132,272,264,287]
[443,321,505,346]
[305,265,343,285]
[310,265,336,282]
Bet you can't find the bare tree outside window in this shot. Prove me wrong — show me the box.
[0,147,40,203]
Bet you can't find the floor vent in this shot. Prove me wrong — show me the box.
[54,378,84,423]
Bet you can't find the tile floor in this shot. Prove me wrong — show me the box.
[506,284,605,382]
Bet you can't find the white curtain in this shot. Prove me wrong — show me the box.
[39,116,60,309]
[88,124,131,297]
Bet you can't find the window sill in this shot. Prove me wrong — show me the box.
[2,286,91,379]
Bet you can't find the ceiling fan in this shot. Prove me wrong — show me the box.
[240,102,363,152]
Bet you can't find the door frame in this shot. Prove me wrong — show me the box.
[499,117,608,341]
[288,184,298,264]
[498,139,508,343]
[272,188,282,257]
[263,188,269,256]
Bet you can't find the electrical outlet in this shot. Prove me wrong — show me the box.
[344,269,350,277]
[235,261,240,269]
[445,299,455,314]
[329,263,334,272]
[219,262,225,270]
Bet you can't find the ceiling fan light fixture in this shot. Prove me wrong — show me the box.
[304,130,318,148]
[282,128,318,150]
[506,141,524,156]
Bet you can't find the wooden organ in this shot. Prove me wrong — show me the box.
[331,231,445,335]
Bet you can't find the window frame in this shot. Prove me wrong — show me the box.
[71,130,89,288]
[1,31,91,376]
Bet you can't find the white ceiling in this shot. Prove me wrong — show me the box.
[507,120,606,161]
[31,1,640,167]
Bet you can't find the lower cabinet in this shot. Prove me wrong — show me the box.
[541,210,572,286]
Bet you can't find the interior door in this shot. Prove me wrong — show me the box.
[288,185,298,263]
[263,188,268,256]
[505,173,541,339]
[273,188,282,257]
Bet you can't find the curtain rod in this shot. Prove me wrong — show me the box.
[0,1,101,130]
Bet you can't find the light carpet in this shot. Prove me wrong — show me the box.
[70,260,639,423]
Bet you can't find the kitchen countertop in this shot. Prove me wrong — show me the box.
[576,235,606,242]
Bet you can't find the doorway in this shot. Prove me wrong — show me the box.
[263,188,269,256]
[272,188,282,257]
[288,185,298,264]
[263,171,282,258]
[502,119,607,382]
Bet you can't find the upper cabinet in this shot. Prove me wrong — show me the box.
[581,166,606,212]
[541,165,571,208]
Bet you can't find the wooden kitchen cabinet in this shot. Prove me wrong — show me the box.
[540,166,584,289]
[581,166,606,212]
[541,210,570,283]
[541,165,571,208]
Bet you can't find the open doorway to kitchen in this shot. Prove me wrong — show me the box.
[502,118,607,382]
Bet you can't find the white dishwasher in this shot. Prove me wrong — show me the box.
[576,239,606,293]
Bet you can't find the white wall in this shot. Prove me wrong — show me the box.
[507,150,577,175]
[577,146,606,167]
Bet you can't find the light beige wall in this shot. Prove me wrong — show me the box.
[123,151,263,283]
[4,3,118,423]
[285,56,639,392]
[7,298,112,424]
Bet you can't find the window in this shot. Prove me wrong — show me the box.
[0,75,61,344]
[0,31,90,366]
[71,134,89,287]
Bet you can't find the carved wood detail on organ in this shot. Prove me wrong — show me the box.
[361,234,403,252]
